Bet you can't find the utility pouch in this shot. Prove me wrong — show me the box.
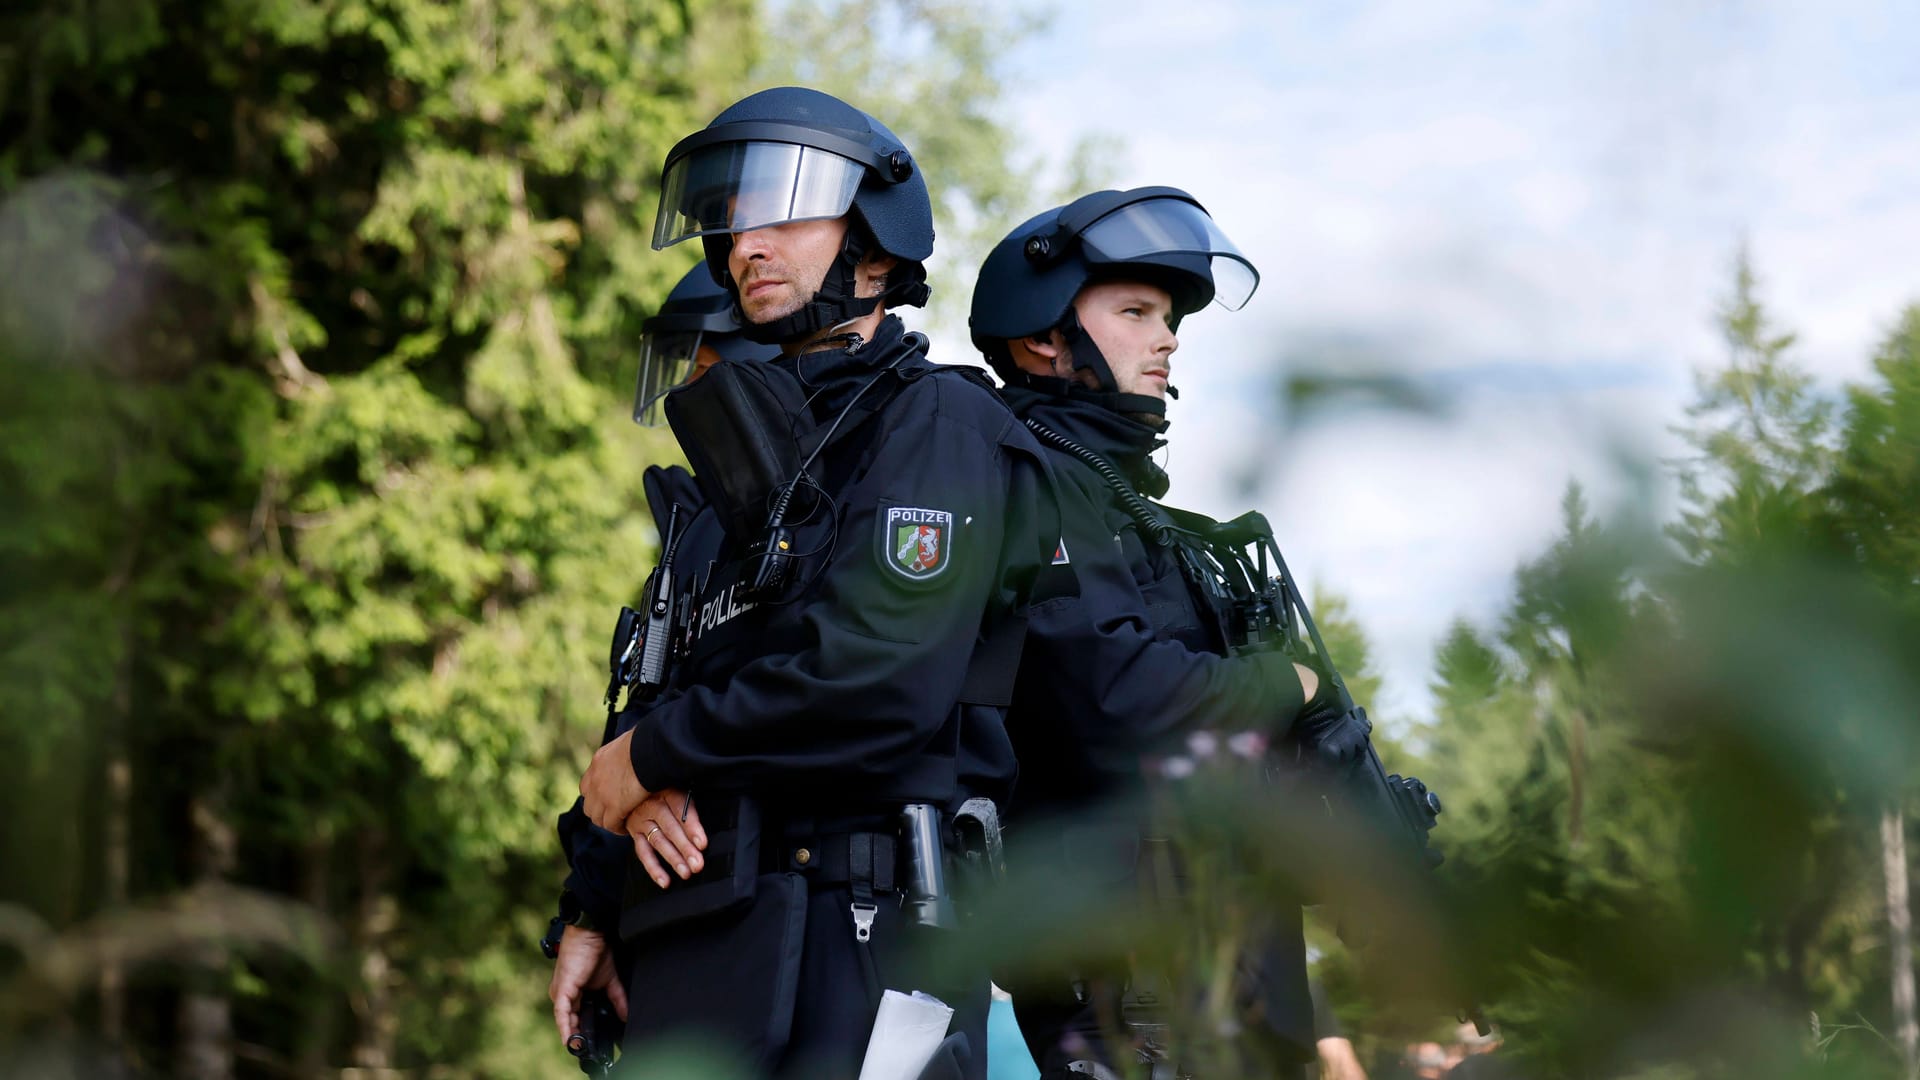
[618,795,763,939]
[949,798,1004,925]
[622,870,807,1073]
[663,358,813,543]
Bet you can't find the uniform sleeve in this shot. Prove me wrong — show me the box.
[558,691,678,926]
[1030,467,1306,768]
[556,797,627,930]
[628,386,1013,793]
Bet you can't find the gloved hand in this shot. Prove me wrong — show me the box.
[1292,662,1372,769]
[1298,705,1371,769]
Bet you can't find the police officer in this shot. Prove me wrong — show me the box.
[969,187,1372,1076]
[545,262,777,1063]
[632,263,782,426]
[569,87,1060,1080]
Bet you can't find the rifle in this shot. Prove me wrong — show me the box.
[1258,542,1441,867]
[1169,509,1443,865]
[1194,509,1486,1034]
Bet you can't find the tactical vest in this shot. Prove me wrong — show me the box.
[1023,417,1280,658]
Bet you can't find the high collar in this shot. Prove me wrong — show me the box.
[774,314,921,420]
[1000,385,1171,498]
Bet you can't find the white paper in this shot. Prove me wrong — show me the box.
[856,989,954,1080]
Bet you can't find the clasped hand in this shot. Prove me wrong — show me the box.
[625,788,707,890]
[581,729,651,830]
[578,730,708,889]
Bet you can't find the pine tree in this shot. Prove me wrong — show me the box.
[1,1,750,1074]
[1671,245,1834,562]
[1828,305,1920,1079]
[1416,257,1920,1075]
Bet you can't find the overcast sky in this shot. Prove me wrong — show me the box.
[924,0,1920,727]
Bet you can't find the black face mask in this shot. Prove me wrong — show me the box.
[663,358,814,544]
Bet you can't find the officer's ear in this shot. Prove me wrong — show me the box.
[1023,332,1062,361]
[1029,331,1076,379]
[858,251,899,298]
[1004,331,1068,381]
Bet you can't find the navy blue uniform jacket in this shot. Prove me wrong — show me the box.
[1002,389,1306,818]
[999,387,1318,1065]
[563,317,1057,924]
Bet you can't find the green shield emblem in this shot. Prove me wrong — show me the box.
[882,507,953,581]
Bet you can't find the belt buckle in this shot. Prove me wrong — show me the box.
[850,901,877,942]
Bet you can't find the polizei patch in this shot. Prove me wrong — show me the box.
[881,507,954,582]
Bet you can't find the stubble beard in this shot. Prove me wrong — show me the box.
[1116,362,1166,400]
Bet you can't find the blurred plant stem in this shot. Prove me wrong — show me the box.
[1,885,333,1027]
[1884,801,1917,1080]
[99,536,135,1049]
[178,789,237,1080]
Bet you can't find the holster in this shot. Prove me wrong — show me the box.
[949,798,1004,923]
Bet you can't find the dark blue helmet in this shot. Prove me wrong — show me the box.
[633,265,779,426]
[652,87,933,342]
[969,187,1258,386]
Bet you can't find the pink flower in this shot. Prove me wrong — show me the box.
[1227,730,1268,759]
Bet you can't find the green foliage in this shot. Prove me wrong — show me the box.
[5,0,1107,1073]
[1408,258,1920,1077]
[1671,246,1836,563]
[2,0,746,1074]
[7,2,1918,1074]
[1310,587,1388,718]
[1829,305,1920,610]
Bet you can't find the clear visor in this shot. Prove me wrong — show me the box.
[633,330,707,426]
[652,141,866,250]
[1080,198,1261,310]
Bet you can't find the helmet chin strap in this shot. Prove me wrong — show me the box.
[744,238,932,351]
[1057,308,1116,390]
[731,228,880,346]
[1052,309,1171,424]
[706,222,932,348]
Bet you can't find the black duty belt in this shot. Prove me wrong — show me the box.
[759,825,900,893]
